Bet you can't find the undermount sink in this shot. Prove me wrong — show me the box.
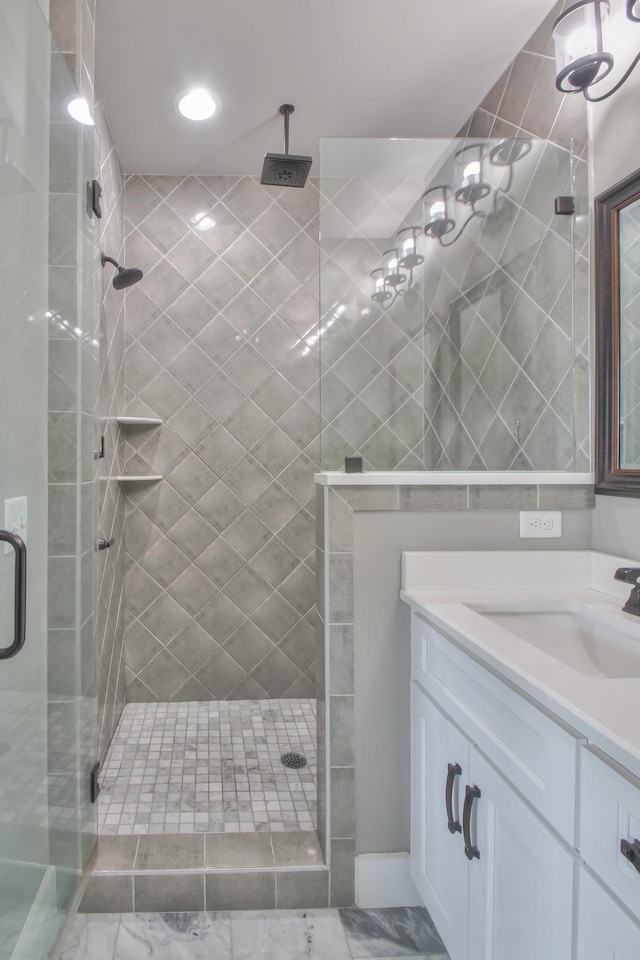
[465,600,640,679]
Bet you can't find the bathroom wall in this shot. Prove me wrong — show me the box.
[353,501,593,855]
[50,0,128,763]
[331,0,593,868]
[420,138,588,470]
[439,0,590,470]
[318,170,427,471]
[121,176,319,701]
[589,2,640,560]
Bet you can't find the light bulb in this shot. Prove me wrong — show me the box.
[463,161,481,180]
[67,97,94,126]
[430,201,446,219]
[566,26,597,59]
[375,277,385,293]
[177,88,219,121]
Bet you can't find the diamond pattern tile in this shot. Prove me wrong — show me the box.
[123,176,321,703]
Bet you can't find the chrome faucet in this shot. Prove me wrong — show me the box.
[614,567,640,616]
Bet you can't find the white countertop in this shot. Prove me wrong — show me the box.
[315,471,594,486]
[400,550,640,781]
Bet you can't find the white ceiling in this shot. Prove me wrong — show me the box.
[95,0,558,177]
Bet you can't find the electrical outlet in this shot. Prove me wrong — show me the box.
[519,510,562,539]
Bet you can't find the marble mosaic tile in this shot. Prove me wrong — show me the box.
[98,699,316,835]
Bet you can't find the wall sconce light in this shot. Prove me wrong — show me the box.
[454,143,491,206]
[421,139,530,249]
[423,186,456,239]
[552,0,640,101]
[397,226,425,270]
[370,267,393,305]
[369,231,425,309]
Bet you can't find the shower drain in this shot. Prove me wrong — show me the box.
[280,752,307,769]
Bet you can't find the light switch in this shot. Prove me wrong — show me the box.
[4,496,27,556]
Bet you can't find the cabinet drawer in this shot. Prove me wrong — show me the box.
[580,747,640,918]
[411,613,580,844]
[577,866,640,959]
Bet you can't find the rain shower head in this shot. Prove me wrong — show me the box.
[260,104,312,188]
[101,254,143,290]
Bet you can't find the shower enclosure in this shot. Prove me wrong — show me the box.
[0,1,100,955]
[318,137,589,472]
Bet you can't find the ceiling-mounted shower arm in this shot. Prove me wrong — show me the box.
[280,104,294,155]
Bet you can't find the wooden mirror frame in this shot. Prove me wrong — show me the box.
[595,167,640,496]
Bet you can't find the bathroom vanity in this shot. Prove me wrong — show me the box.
[401,551,640,960]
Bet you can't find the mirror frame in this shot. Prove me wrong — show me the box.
[595,167,640,496]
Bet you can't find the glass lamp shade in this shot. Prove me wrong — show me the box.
[454,144,491,205]
[552,0,613,92]
[370,268,392,304]
[628,0,640,20]
[397,226,424,269]
[423,186,455,239]
[382,248,406,287]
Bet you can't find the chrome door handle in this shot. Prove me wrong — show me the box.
[0,530,27,660]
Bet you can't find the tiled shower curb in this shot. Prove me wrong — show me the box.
[81,831,328,912]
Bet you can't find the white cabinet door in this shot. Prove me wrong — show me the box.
[411,685,469,960]
[468,748,574,960]
[577,866,640,958]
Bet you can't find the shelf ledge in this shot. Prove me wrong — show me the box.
[116,476,163,483]
[115,417,163,426]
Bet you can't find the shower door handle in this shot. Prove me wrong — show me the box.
[0,530,27,660]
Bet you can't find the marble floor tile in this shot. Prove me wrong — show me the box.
[98,699,316,836]
[230,909,352,960]
[58,913,121,960]
[115,912,231,959]
[339,907,447,958]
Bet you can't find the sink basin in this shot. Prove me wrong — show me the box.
[465,600,640,678]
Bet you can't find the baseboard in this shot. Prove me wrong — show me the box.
[355,853,422,908]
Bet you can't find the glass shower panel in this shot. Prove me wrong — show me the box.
[319,138,582,471]
[0,1,99,956]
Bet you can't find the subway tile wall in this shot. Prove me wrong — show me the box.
[122,176,320,702]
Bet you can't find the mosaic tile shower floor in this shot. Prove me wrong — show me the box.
[98,699,316,836]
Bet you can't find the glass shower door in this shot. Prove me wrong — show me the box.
[0,0,57,955]
[0,0,99,956]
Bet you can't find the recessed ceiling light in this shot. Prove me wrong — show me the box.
[176,88,219,121]
[67,97,94,126]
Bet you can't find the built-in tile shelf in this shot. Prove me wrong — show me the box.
[115,417,163,426]
[116,475,162,483]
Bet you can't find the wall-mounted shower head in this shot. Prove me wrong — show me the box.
[101,254,143,290]
[260,104,312,189]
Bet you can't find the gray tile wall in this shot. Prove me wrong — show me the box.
[317,0,590,473]
[318,177,427,470]
[448,0,590,471]
[50,0,129,764]
[121,176,320,702]
[95,101,127,762]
